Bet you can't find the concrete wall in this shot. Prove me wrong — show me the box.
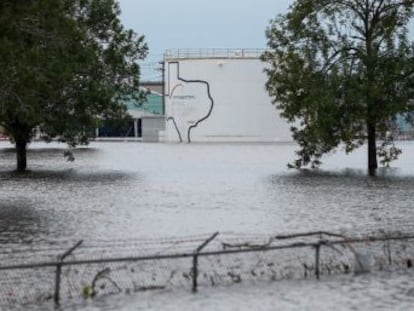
[142,116,166,142]
[164,57,292,143]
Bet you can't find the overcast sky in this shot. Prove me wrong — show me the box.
[119,0,294,80]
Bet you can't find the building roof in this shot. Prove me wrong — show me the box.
[125,91,163,117]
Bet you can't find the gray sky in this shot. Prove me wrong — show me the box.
[119,0,294,80]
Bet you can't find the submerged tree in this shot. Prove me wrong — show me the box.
[262,0,414,176]
[0,0,147,171]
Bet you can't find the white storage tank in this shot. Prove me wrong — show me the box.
[163,49,292,143]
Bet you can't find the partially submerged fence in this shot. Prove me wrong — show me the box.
[1,230,414,308]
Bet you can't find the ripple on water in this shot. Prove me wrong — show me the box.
[1,141,414,243]
[2,141,414,310]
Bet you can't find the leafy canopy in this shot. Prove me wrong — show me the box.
[0,0,148,147]
[262,0,414,171]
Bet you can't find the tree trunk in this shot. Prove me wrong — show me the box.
[16,139,27,172]
[367,123,377,176]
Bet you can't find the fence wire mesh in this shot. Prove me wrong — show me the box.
[57,256,193,300]
[1,231,414,308]
[0,266,55,306]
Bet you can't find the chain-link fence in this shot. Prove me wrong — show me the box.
[1,231,414,308]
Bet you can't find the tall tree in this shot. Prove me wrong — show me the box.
[262,0,414,176]
[0,0,147,171]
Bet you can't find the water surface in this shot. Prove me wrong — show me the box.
[1,141,414,244]
[1,141,414,310]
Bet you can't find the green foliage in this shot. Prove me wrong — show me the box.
[262,0,414,172]
[82,284,95,299]
[378,135,403,167]
[0,0,147,169]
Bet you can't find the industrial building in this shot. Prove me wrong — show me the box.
[163,49,292,143]
[96,82,165,142]
[97,49,293,143]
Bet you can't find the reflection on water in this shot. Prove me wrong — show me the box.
[2,141,414,310]
[267,169,414,234]
[0,143,139,246]
[0,201,44,244]
[0,169,135,184]
[1,141,414,246]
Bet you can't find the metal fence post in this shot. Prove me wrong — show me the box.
[192,232,219,293]
[315,242,321,280]
[387,239,392,265]
[54,240,83,306]
[54,263,62,305]
[192,254,198,293]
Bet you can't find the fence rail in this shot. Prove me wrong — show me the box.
[1,230,414,308]
[164,48,265,60]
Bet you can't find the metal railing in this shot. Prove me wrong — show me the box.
[1,230,414,308]
[164,48,265,60]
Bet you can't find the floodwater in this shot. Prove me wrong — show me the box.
[75,270,414,311]
[1,140,414,310]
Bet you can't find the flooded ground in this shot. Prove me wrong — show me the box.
[1,140,414,309]
[73,270,414,311]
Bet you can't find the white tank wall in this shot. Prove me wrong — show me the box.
[164,58,292,142]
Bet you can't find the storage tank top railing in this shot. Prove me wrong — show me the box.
[164,48,265,60]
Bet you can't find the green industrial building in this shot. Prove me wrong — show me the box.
[96,83,165,141]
